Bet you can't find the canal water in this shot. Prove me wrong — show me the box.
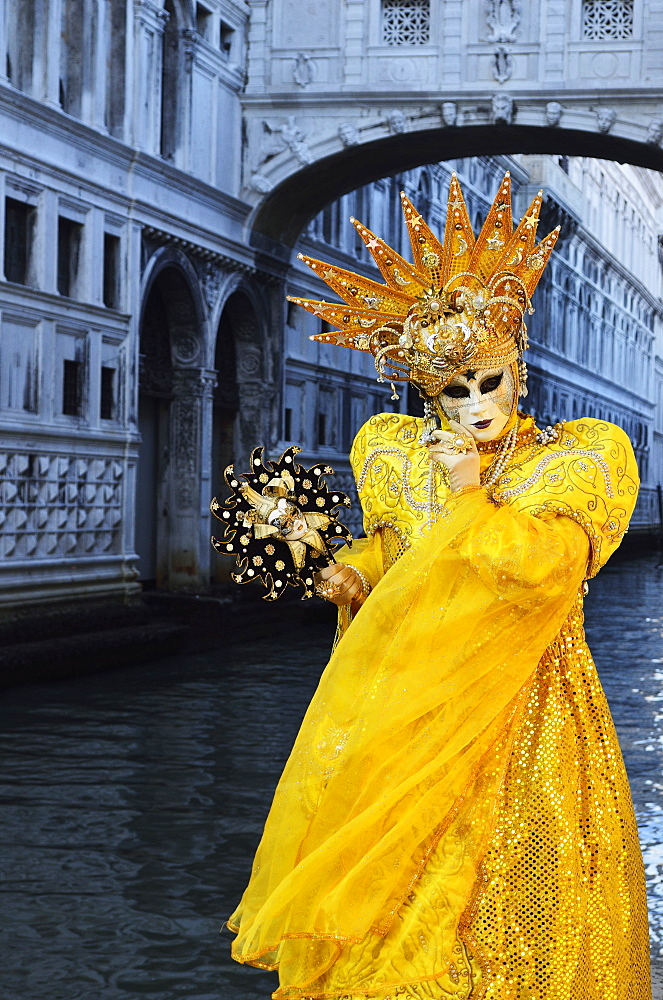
[1,553,662,1000]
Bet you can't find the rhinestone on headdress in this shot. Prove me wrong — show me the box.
[289,172,560,397]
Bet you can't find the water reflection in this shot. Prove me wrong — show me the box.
[0,554,661,999]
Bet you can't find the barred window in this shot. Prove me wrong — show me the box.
[382,0,430,46]
[582,0,634,39]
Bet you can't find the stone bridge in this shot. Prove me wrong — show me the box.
[240,0,663,249]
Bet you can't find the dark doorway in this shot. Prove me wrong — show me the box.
[137,264,201,589]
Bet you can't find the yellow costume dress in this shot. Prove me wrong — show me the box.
[228,410,651,1000]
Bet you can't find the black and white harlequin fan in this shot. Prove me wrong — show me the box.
[210,446,354,600]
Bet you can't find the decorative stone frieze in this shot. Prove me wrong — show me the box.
[485,0,522,44]
[0,451,124,560]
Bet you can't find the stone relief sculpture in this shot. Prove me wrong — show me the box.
[485,0,522,43]
[293,53,315,88]
[491,92,514,125]
[258,116,312,167]
[201,262,223,311]
[646,118,663,146]
[173,333,200,364]
[338,121,360,147]
[441,101,458,127]
[249,173,273,194]
[545,101,563,127]
[596,107,617,134]
[387,110,406,134]
[492,46,513,84]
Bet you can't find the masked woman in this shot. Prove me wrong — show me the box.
[227,174,651,999]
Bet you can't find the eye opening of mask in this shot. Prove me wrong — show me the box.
[479,373,503,394]
[442,384,470,400]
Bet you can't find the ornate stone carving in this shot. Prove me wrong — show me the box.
[583,0,634,40]
[293,52,315,88]
[279,116,312,165]
[492,46,513,84]
[172,395,199,508]
[172,367,217,398]
[441,101,458,127]
[387,110,406,134]
[338,121,360,147]
[201,261,223,310]
[545,101,563,127]
[646,118,663,147]
[259,116,312,168]
[249,172,273,194]
[237,348,263,379]
[485,0,522,43]
[0,451,124,559]
[491,92,514,125]
[173,334,200,364]
[382,0,431,45]
[596,106,617,133]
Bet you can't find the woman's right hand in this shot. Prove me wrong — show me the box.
[314,563,362,606]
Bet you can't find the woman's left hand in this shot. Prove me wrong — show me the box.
[426,420,481,492]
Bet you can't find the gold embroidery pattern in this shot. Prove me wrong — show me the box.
[495,448,615,500]
[492,419,638,578]
[351,414,449,543]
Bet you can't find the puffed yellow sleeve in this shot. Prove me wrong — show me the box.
[492,419,639,578]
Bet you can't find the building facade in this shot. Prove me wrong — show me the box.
[0,0,662,610]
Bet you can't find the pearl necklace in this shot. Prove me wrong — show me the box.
[480,420,519,490]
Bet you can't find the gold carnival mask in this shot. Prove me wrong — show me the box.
[288,172,560,398]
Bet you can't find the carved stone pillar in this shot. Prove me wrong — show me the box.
[168,367,217,591]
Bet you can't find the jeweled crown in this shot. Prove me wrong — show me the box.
[289,172,559,397]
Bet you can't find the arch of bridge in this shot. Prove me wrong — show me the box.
[241,0,663,248]
[245,116,663,249]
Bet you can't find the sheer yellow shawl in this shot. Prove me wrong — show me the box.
[228,488,590,990]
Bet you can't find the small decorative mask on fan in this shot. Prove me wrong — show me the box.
[211,446,353,600]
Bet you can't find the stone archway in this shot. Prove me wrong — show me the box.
[248,124,663,248]
[137,253,215,591]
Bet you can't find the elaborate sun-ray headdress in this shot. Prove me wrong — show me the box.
[289,172,560,398]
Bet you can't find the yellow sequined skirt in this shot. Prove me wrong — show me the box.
[280,599,650,1000]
